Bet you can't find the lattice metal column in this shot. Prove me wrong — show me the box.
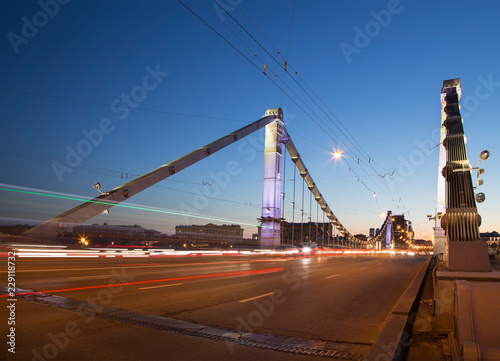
[260,108,284,249]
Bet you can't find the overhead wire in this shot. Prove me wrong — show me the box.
[189,3,377,204]
[192,0,403,241]
[5,1,402,239]
[227,0,402,204]
[178,1,361,166]
[280,0,297,105]
[1,2,402,242]
[211,0,356,156]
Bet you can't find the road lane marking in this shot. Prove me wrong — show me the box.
[360,267,367,270]
[326,274,339,278]
[239,292,275,303]
[68,275,113,280]
[378,263,383,265]
[139,283,183,290]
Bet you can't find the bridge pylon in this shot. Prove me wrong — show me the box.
[386,211,393,249]
[433,79,460,256]
[259,108,284,249]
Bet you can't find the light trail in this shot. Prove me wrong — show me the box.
[0,267,284,297]
[0,184,264,228]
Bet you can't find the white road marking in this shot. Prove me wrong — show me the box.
[360,267,367,270]
[139,283,183,290]
[239,292,275,303]
[326,274,339,279]
[68,275,113,280]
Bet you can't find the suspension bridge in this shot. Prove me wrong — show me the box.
[21,106,406,250]
[1,78,497,361]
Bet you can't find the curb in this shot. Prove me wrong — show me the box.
[363,256,432,361]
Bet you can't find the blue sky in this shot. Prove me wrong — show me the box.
[1,0,499,240]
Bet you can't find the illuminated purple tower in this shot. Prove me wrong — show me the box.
[260,108,284,249]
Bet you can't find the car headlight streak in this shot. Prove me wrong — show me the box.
[0,186,261,228]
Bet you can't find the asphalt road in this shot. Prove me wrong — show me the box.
[1,253,428,360]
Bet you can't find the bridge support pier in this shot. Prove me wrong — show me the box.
[259,108,284,249]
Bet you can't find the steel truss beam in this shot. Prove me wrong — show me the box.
[26,111,281,238]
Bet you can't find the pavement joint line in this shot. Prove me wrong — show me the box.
[0,286,364,359]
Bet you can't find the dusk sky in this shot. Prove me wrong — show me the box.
[1,0,499,240]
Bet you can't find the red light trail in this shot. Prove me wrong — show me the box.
[1,267,284,297]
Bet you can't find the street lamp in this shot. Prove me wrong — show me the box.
[332,150,343,160]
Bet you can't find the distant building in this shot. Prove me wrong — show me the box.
[256,221,351,248]
[369,228,375,238]
[391,214,414,248]
[72,224,163,246]
[414,239,433,248]
[175,223,243,248]
[0,224,33,235]
[354,234,368,243]
[274,222,334,247]
[480,231,500,246]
